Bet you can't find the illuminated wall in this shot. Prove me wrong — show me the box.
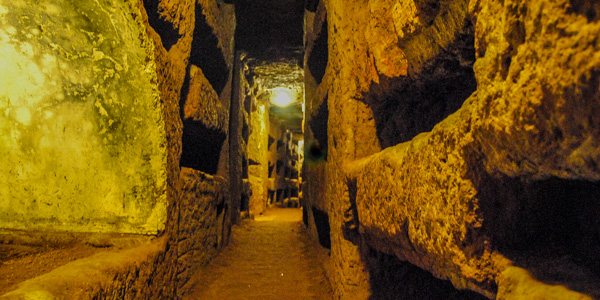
[248,101,269,216]
[0,0,167,234]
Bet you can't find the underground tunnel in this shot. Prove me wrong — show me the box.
[1,0,600,299]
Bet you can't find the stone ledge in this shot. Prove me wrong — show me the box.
[343,97,598,298]
[0,237,166,300]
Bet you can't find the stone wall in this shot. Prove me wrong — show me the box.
[1,0,239,298]
[0,0,167,235]
[304,0,600,299]
[266,122,302,207]
[247,95,270,216]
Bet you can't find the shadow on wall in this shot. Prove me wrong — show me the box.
[361,245,489,300]
[567,0,600,22]
[178,7,230,175]
[311,207,331,249]
[365,23,476,149]
[142,0,181,50]
[307,19,328,85]
[472,166,600,298]
[190,3,230,95]
[178,65,226,174]
[306,95,328,163]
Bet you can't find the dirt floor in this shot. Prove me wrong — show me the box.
[183,207,333,300]
[0,243,107,296]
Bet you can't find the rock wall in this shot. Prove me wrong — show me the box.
[98,0,239,297]
[1,0,239,298]
[177,168,228,293]
[247,95,270,216]
[304,0,600,299]
[0,0,167,234]
[266,122,302,207]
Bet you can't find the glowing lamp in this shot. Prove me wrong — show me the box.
[270,87,296,107]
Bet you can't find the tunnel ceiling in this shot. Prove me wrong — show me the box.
[234,0,304,53]
[235,0,305,135]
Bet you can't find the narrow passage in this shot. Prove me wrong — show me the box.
[184,207,332,300]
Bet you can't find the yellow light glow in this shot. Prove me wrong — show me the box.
[14,107,31,125]
[270,87,296,107]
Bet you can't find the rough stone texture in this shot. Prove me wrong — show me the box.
[305,0,600,299]
[244,52,305,216]
[177,168,227,294]
[266,122,302,208]
[198,0,235,69]
[303,0,329,225]
[247,100,270,216]
[304,2,328,103]
[1,0,238,298]
[183,65,228,130]
[303,1,375,299]
[1,238,168,300]
[228,50,246,225]
[0,0,167,234]
[114,0,237,297]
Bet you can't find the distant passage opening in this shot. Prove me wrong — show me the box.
[307,20,328,84]
[366,22,476,148]
[476,173,600,298]
[190,4,230,94]
[142,0,181,50]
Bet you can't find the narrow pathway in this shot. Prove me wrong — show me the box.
[184,207,332,300]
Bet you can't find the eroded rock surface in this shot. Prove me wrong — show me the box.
[1,0,238,298]
[0,0,166,234]
[304,0,600,299]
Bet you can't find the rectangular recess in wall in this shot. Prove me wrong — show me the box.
[268,163,275,178]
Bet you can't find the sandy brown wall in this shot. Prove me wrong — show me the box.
[0,0,167,235]
[122,0,239,297]
[304,0,600,299]
[1,0,238,298]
